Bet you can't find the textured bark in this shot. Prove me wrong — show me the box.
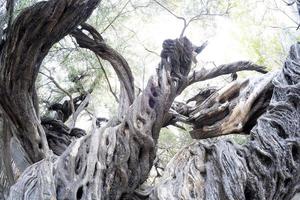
[150,43,300,200]
[41,93,90,156]
[48,93,89,123]
[0,0,101,163]
[187,61,267,89]
[41,118,86,156]
[189,71,275,138]
[7,37,194,200]
[164,62,270,133]
[0,0,299,199]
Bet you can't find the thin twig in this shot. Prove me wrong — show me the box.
[39,71,75,114]
[101,0,131,34]
[152,0,187,37]
[153,0,186,21]
[143,46,160,57]
[95,55,119,103]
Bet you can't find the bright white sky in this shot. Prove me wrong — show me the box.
[125,0,299,83]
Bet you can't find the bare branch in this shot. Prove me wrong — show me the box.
[143,46,160,57]
[152,0,186,22]
[39,71,75,115]
[189,72,276,139]
[71,23,135,118]
[188,61,268,86]
[95,54,119,103]
[66,94,91,128]
[101,0,131,34]
[152,0,187,37]
[165,61,269,131]
[0,0,101,162]
[153,0,231,37]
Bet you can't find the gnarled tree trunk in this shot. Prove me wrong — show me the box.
[0,0,299,200]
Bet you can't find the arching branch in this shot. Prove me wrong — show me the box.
[188,61,268,86]
[0,0,101,162]
[71,23,135,118]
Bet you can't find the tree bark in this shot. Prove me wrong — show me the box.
[6,37,194,199]
[70,24,135,118]
[150,43,300,200]
[0,0,299,199]
[0,0,101,162]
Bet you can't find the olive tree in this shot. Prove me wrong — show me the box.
[0,0,299,199]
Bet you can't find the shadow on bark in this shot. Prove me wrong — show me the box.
[0,0,299,199]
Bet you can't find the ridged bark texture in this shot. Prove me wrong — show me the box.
[150,43,300,200]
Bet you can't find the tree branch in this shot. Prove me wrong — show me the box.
[163,61,269,130]
[40,71,75,115]
[189,71,276,139]
[101,0,131,34]
[71,23,135,118]
[8,37,194,200]
[2,118,14,185]
[188,61,268,86]
[151,42,300,200]
[0,0,101,162]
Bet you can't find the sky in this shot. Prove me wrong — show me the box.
[103,0,296,79]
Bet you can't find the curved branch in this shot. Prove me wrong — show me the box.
[8,37,194,199]
[71,24,135,117]
[0,0,101,162]
[188,61,268,86]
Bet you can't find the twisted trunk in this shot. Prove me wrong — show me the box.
[7,37,194,199]
[0,0,101,163]
[0,0,299,199]
[150,43,300,200]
